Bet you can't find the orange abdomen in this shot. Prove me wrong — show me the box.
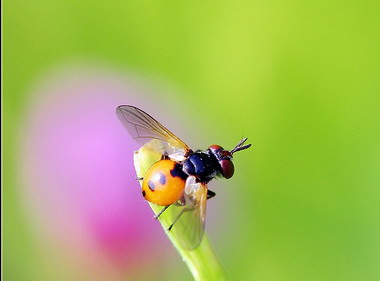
[142,160,187,206]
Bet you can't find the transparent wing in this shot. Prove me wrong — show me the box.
[116,105,190,158]
[159,177,207,250]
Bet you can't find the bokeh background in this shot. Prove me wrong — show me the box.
[4,1,380,281]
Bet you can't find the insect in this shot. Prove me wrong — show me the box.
[117,105,251,249]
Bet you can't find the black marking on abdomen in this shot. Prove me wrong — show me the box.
[170,163,188,181]
[142,190,146,197]
[159,173,166,185]
[148,180,155,191]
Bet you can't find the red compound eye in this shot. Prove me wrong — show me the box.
[220,159,234,179]
[208,144,223,153]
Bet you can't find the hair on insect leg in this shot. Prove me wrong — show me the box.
[154,205,171,219]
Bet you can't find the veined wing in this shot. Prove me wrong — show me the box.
[116,105,190,159]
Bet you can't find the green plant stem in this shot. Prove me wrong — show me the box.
[134,144,228,281]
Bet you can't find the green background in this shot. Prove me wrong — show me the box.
[4,1,380,281]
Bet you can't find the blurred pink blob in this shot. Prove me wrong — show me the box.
[19,67,171,279]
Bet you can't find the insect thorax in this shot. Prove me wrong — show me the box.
[182,151,221,183]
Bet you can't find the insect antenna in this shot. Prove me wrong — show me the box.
[230,137,252,154]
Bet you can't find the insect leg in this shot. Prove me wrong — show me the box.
[167,207,192,231]
[154,205,171,219]
[207,190,216,200]
[161,155,170,160]
[136,177,144,181]
[174,197,186,206]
